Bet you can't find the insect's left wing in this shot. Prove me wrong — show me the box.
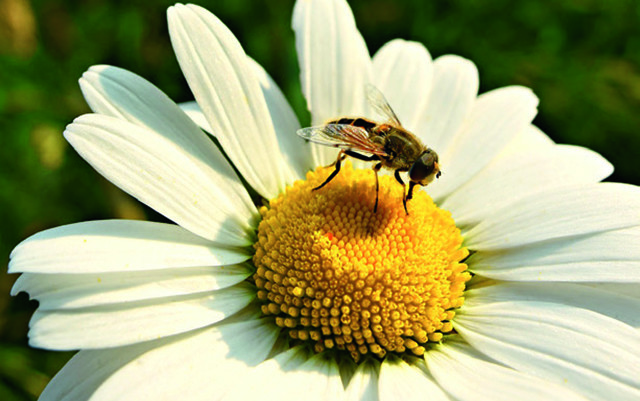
[297,124,388,156]
[365,84,402,127]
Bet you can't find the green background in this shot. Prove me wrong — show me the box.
[1,0,638,399]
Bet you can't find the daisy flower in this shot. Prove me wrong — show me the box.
[9,1,640,400]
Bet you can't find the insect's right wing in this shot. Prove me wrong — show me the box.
[297,124,389,156]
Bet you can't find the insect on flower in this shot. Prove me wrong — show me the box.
[297,85,442,214]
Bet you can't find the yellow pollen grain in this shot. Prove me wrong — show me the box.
[252,162,469,361]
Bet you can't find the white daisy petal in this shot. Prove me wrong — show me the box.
[28,283,255,350]
[64,114,257,245]
[293,0,373,166]
[80,65,210,139]
[466,282,640,329]
[455,301,640,401]
[427,340,588,401]
[225,347,345,401]
[39,343,157,401]
[416,55,478,153]
[179,101,213,134]
[379,357,451,401]
[167,4,295,198]
[92,319,279,401]
[430,86,539,201]
[465,183,640,251]
[14,2,640,400]
[223,347,307,400]
[40,319,280,401]
[493,124,554,160]
[442,144,613,227]
[345,360,378,401]
[12,264,251,310]
[247,57,312,180]
[469,227,640,282]
[373,39,433,133]
[583,283,640,300]
[9,220,250,274]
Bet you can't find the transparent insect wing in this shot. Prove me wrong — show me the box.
[296,124,388,156]
[365,84,402,126]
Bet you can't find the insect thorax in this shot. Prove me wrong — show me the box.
[381,129,424,169]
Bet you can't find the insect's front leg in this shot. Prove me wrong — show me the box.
[394,170,409,215]
[407,181,418,201]
[404,181,420,215]
[373,163,383,212]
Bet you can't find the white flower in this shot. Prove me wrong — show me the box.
[9,1,640,400]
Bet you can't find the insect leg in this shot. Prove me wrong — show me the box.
[407,181,418,200]
[341,151,383,212]
[394,170,410,215]
[344,150,379,162]
[373,163,382,212]
[314,150,346,191]
[405,181,421,216]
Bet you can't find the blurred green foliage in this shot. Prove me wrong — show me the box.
[0,0,638,399]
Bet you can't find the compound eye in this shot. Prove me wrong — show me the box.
[409,151,436,182]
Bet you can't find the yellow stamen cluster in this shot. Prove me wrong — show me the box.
[253,162,469,361]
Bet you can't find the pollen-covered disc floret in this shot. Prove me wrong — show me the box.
[253,162,470,361]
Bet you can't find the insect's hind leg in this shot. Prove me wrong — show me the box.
[314,150,379,191]
[343,150,379,162]
[314,150,347,191]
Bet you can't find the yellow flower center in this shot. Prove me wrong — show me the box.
[252,162,470,361]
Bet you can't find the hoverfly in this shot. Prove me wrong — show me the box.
[297,85,441,214]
